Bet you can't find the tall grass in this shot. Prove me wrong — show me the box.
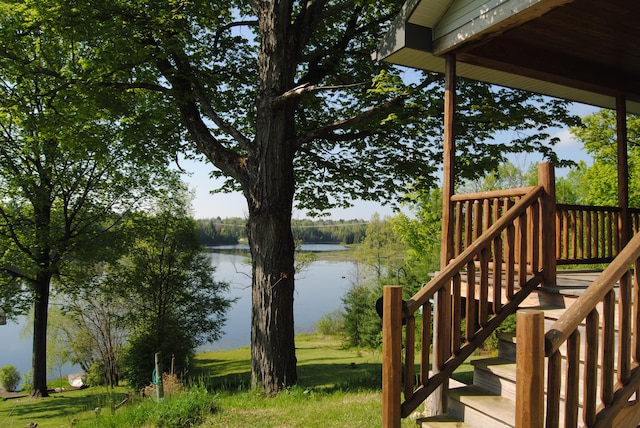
[79,385,216,428]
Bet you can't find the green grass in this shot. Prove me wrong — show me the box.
[0,387,130,428]
[0,334,476,427]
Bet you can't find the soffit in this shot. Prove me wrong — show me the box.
[378,0,640,113]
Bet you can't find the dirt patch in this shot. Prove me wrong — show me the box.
[0,386,85,400]
[0,386,27,400]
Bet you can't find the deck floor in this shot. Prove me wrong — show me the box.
[554,269,604,289]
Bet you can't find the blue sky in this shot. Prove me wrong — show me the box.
[182,102,599,220]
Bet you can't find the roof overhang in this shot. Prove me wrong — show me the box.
[375,0,640,114]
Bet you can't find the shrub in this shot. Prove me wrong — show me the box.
[482,313,518,352]
[316,310,345,335]
[121,330,194,390]
[21,370,32,393]
[87,361,107,386]
[0,365,20,392]
[341,283,382,349]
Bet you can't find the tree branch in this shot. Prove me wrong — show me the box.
[294,74,439,147]
[154,52,250,186]
[213,20,259,50]
[190,79,253,151]
[272,81,365,105]
[294,94,406,146]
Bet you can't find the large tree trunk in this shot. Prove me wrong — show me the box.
[245,109,297,394]
[244,0,299,395]
[247,207,297,394]
[31,273,50,398]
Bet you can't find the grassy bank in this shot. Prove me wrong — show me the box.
[196,334,415,427]
[0,334,474,427]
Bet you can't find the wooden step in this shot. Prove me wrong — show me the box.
[447,384,515,428]
[433,272,630,427]
[471,357,516,400]
[417,414,472,427]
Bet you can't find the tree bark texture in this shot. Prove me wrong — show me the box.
[31,183,55,398]
[31,272,51,398]
[247,208,297,394]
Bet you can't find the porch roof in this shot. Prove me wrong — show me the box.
[375,0,640,114]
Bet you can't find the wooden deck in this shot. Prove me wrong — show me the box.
[553,270,605,289]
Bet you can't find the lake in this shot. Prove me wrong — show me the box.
[0,247,357,378]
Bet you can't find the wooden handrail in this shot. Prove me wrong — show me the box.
[406,185,544,314]
[545,230,640,355]
[451,186,535,202]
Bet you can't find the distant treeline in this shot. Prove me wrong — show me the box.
[196,217,369,246]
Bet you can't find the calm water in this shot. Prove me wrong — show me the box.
[201,251,354,351]
[0,249,356,377]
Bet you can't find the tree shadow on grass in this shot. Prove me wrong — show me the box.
[191,357,252,378]
[194,356,472,396]
[193,361,384,394]
[298,362,382,392]
[2,390,126,423]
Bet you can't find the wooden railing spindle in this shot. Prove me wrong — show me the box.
[465,260,476,342]
[607,211,612,256]
[546,351,562,428]
[565,330,580,428]
[505,199,515,299]
[619,271,632,385]
[577,209,584,260]
[465,200,473,251]
[601,289,616,406]
[593,210,600,258]
[454,202,463,257]
[421,302,431,386]
[493,234,503,313]
[473,200,482,251]
[452,273,461,354]
[518,211,527,288]
[585,210,592,258]
[583,309,599,427]
[479,247,489,327]
[404,315,415,400]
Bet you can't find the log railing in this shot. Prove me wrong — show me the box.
[382,184,547,427]
[556,205,640,265]
[518,230,640,428]
[451,186,540,277]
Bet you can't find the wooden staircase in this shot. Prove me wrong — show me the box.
[417,286,577,427]
[417,280,632,428]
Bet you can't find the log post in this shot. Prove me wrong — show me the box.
[440,53,456,268]
[538,162,556,285]
[617,94,630,247]
[516,309,545,428]
[382,286,403,428]
[433,52,456,416]
[154,352,164,401]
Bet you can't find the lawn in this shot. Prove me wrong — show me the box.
[0,334,475,427]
